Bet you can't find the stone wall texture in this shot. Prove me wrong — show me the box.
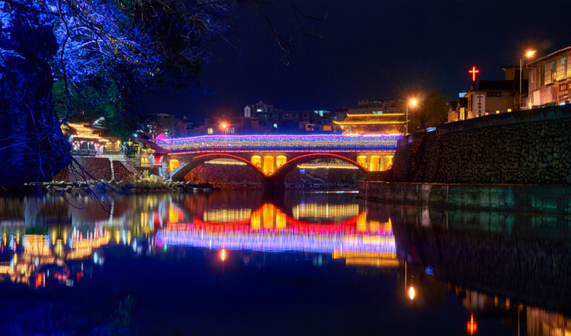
[393,105,571,184]
[53,157,134,182]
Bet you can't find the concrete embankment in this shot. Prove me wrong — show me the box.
[359,181,571,214]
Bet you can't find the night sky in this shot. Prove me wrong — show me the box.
[142,0,571,123]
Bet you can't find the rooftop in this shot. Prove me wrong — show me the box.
[333,113,405,125]
[478,80,514,91]
[527,46,571,67]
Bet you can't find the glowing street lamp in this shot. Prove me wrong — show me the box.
[520,49,536,110]
[405,99,418,135]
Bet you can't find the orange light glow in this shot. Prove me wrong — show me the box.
[35,273,43,288]
[220,248,227,261]
[221,123,227,129]
[467,312,477,335]
[525,50,536,57]
[469,66,479,82]
[408,286,416,301]
[409,99,418,106]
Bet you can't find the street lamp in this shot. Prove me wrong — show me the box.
[406,99,418,135]
[221,123,228,134]
[520,50,535,110]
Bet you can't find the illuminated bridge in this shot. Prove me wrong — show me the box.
[153,134,401,186]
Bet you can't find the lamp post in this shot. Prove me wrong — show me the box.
[520,50,536,110]
[406,99,418,135]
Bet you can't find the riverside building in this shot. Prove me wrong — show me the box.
[527,46,571,108]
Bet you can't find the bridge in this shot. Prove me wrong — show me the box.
[153,134,401,188]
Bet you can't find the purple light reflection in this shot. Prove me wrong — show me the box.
[156,231,396,254]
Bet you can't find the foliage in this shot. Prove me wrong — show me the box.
[410,90,449,131]
[0,0,325,184]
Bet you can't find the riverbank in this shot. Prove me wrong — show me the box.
[0,179,216,196]
[359,181,571,214]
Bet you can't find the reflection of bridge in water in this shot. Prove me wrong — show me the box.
[157,203,398,268]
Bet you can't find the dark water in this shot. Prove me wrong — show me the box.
[1,191,570,335]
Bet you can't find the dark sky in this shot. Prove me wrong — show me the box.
[142,0,571,123]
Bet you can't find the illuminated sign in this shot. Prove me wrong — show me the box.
[473,93,486,117]
[469,66,479,82]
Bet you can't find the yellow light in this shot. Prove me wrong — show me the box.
[333,120,406,125]
[408,286,416,300]
[220,248,227,261]
[344,113,405,117]
[409,99,418,106]
[526,50,536,57]
[221,123,227,129]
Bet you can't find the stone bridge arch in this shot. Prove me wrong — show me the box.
[269,153,368,187]
[170,153,265,182]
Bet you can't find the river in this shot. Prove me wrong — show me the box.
[0,190,570,335]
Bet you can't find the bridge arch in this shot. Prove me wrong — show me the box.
[271,153,368,182]
[170,153,266,181]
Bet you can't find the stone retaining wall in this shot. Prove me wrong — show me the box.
[53,157,134,182]
[393,105,571,184]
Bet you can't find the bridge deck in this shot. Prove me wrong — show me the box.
[158,134,401,153]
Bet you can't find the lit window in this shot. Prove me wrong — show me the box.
[207,128,213,134]
[263,156,275,175]
[276,155,287,168]
[257,109,263,112]
[496,110,500,113]
[251,155,262,168]
[507,109,512,112]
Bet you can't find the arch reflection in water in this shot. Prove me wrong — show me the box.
[157,203,398,268]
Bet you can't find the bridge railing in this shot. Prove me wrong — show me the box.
[158,134,401,152]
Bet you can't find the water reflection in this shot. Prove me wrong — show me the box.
[1,193,571,336]
[0,193,398,289]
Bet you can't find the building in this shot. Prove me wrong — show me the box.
[446,98,468,123]
[243,101,335,133]
[333,99,406,135]
[336,99,406,122]
[333,113,405,135]
[464,80,518,118]
[527,46,571,108]
[451,66,528,122]
[204,116,263,135]
[244,101,284,117]
[62,120,156,171]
